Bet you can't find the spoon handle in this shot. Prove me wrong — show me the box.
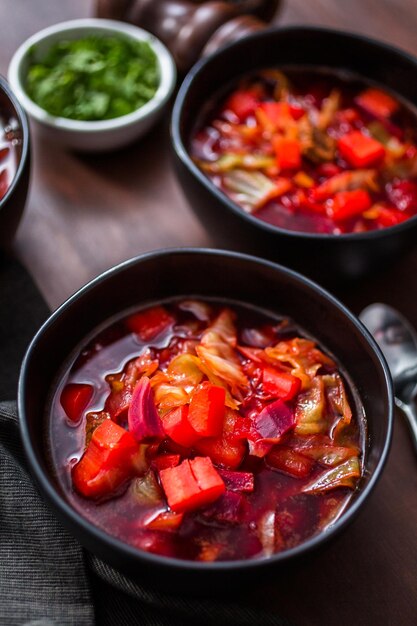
[395,397,417,455]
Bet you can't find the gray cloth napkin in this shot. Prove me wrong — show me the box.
[0,256,292,626]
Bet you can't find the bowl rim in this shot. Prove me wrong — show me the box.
[171,25,417,242]
[18,247,394,573]
[8,18,176,133]
[0,74,30,209]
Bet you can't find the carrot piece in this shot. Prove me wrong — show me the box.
[256,102,292,131]
[72,420,139,498]
[162,405,199,447]
[262,367,301,401]
[60,383,93,422]
[355,88,398,119]
[188,383,225,438]
[338,131,385,168]
[329,190,372,221]
[273,136,302,170]
[159,457,225,513]
[126,306,174,341]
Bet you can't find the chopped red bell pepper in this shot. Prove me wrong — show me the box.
[273,136,302,170]
[329,189,372,221]
[194,433,246,469]
[162,405,199,448]
[288,103,305,120]
[72,420,139,499]
[262,367,301,401]
[224,90,259,121]
[126,306,174,341]
[338,131,385,168]
[355,88,399,119]
[266,446,314,478]
[188,383,225,438]
[159,457,225,513]
[61,383,93,422]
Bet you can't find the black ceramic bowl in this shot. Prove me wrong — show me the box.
[171,27,417,282]
[18,249,393,590]
[0,75,30,249]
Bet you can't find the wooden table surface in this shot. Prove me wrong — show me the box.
[1,1,417,624]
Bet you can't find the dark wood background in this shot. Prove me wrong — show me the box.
[1,1,416,624]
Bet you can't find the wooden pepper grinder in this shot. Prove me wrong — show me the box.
[95,0,281,73]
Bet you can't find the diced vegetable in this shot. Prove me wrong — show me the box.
[61,383,93,422]
[262,366,301,400]
[162,405,199,448]
[217,469,254,492]
[126,306,174,341]
[225,90,259,121]
[329,190,372,221]
[253,400,295,443]
[188,383,226,438]
[302,457,361,494]
[144,510,184,531]
[256,102,292,131]
[338,131,385,168]
[273,137,302,170]
[159,457,225,513]
[128,377,164,443]
[73,420,139,498]
[355,88,398,119]
[194,409,246,469]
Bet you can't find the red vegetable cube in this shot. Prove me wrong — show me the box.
[61,383,93,423]
[273,136,302,170]
[159,457,225,513]
[262,367,301,401]
[188,383,226,438]
[329,189,372,221]
[257,102,292,130]
[72,420,139,499]
[162,405,199,448]
[355,88,398,119]
[126,306,174,341]
[338,131,385,168]
[224,90,259,121]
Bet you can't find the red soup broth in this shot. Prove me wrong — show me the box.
[47,299,366,562]
[190,68,417,235]
[0,110,19,200]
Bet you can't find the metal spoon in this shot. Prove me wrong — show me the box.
[360,303,417,453]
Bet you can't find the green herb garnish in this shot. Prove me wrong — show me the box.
[25,35,159,121]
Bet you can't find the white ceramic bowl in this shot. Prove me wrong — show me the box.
[8,18,177,152]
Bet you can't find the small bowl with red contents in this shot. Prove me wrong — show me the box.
[171,27,417,281]
[0,75,30,249]
[18,249,393,590]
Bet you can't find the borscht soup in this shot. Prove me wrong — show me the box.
[47,300,365,562]
[190,68,417,235]
[0,108,19,201]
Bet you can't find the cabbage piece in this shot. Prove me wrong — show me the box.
[265,338,335,389]
[223,169,289,213]
[205,309,238,346]
[323,373,352,439]
[131,470,163,505]
[302,457,361,494]
[314,169,378,200]
[166,354,204,388]
[178,300,213,321]
[317,89,341,129]
[292,434,359,466]
[295,377,327,435]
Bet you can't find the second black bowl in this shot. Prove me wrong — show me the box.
[171,27,417,282]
